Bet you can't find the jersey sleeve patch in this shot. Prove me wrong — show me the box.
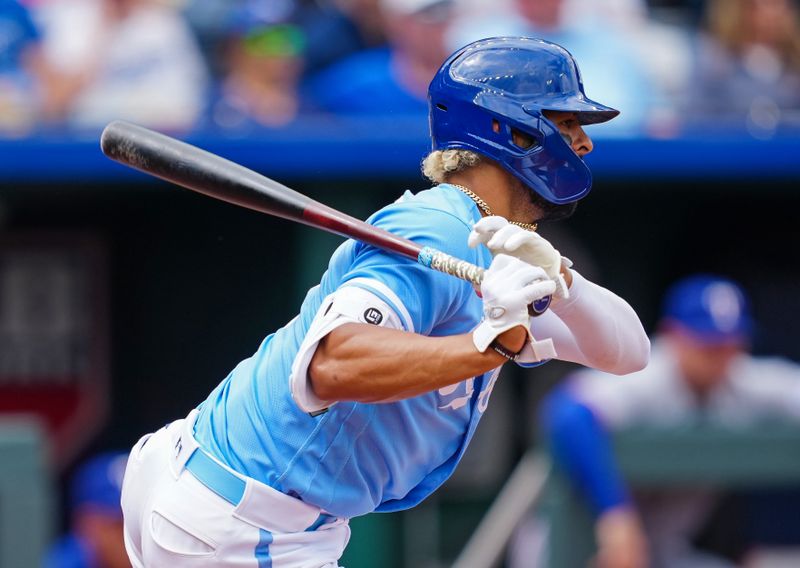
[342,277,415,333]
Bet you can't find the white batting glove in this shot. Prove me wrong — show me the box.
[468,216,569,300]
[473,254,556,353]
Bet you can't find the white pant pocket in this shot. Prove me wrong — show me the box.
[150,510,217,558]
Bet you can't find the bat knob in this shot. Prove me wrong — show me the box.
[528,295,552,317]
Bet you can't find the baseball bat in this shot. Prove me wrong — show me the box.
[99,121,551,312]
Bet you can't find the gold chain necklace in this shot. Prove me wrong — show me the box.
[448,184,538,232]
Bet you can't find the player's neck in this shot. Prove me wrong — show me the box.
[447,164,538,224]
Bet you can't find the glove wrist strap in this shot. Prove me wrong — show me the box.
[489,339,520,361]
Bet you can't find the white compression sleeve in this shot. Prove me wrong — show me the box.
[530,271,650,375]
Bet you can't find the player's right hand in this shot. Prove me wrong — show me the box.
[472,254,556,353]
[469,216,569,299]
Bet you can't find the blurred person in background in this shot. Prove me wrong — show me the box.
[29,0,208,131]
[446,0,660,134]
[206,7,311,131]
[527,275,800,568]
[687,0,800,137]
[296,0,387,75]
[184,0,384,117]
[564,0,693,135]
[0,0,40,135]
[326,0,386,50]
[304,0,453,115]
[46,451,130,568]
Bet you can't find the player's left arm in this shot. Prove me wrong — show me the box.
[469,217,649,374]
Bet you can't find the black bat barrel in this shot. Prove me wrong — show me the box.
[101,120,312,221]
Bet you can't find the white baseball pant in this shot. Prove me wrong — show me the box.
[121,410,350,567]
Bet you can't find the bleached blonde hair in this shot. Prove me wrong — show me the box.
[421,150,482,183]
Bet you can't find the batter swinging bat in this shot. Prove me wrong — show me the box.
[99,121,551,313]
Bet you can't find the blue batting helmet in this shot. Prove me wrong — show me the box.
[661,275,753,344]
[428,37,619,205]
[70,451,128,518]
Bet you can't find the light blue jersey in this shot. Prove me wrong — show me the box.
[193,184,500,518]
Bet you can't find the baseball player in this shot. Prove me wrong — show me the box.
[538,275,800,568]
[120,37,649,567]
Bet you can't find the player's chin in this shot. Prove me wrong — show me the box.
[515,178,579,222]
[531,193,579,222]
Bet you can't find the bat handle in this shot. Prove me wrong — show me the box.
[418,246,485,286]
[417,247,551,316]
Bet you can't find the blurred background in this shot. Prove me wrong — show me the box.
[2,0,800,566]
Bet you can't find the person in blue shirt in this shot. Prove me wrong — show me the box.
[120,37,649,567]
[304,0,455,116]
[205,21,313,131]
[198,2,320,132]
[46,452,130,568]
[537,275,800,568]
